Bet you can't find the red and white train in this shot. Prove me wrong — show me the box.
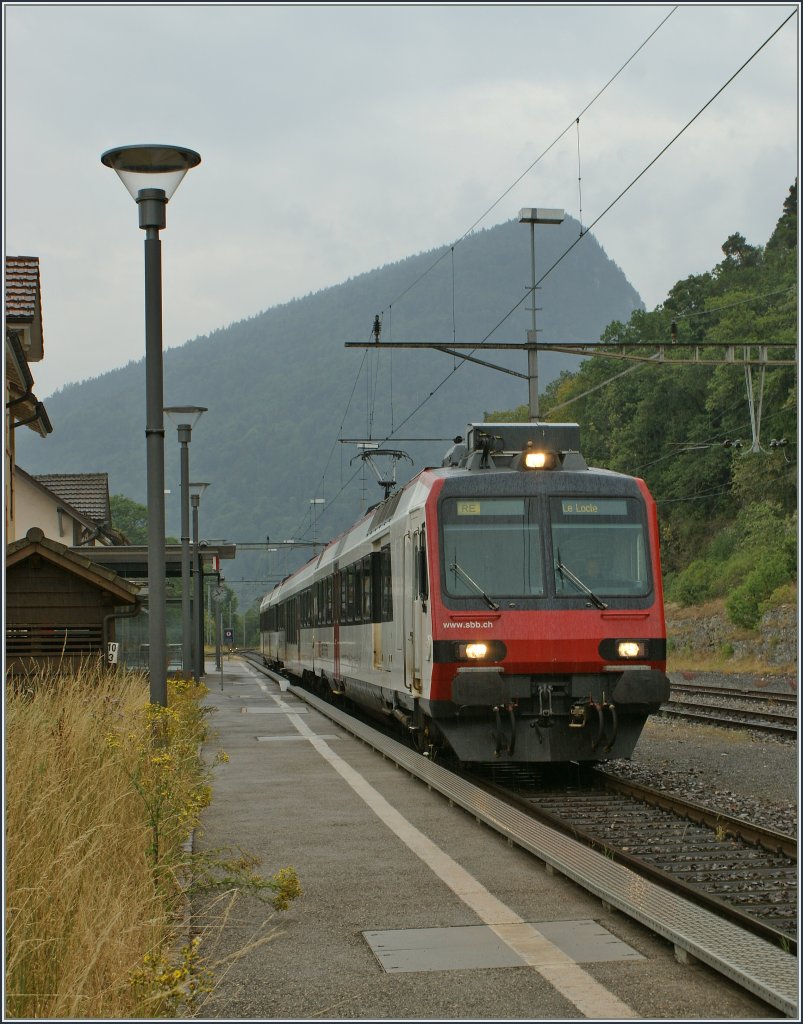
[260,422,670,763]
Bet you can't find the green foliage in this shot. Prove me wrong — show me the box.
[666,501,796,621]
[110,493,180,545]
[726,554,792,630]
[668,560,717,606]
[111,493,149,544]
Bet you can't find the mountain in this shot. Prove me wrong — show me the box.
[16,216,642,589]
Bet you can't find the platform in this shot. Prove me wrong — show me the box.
[193,656,791,1019]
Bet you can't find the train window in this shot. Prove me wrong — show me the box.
[380,545,393,621]
[441,497,544,598]
[345,565,355,623]
[549,496,650,597]
[416,529,428,600]
[362,555,372,621]
[354,562,364,623]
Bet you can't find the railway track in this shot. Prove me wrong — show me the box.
[660,696,797,737]
[467,762,797,952]
[670,683,797,706]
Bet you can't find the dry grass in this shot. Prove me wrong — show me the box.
[666,650,797,675]
[5,663,208,1019]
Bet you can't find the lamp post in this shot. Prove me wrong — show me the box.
[189,482,210,680]
[102,144,201,705]
[518,208,565,420]
[164,407,207,676]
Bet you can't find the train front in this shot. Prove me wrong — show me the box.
[421,423,670,763]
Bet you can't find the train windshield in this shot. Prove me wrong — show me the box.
[550,496,650,597]
[441,497,544,598]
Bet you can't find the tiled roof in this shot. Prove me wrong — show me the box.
[34,473,111,524]
[5,256,41,320]
[6,527,140,603]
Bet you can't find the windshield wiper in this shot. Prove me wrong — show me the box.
[556,551,608,610]
[449,561,500,611]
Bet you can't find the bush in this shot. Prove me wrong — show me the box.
[667,559,715,605]
[725,553,791,629]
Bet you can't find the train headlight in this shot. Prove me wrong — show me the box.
[598,638,664,662]
[617,641,646,659]
[453,640,506,661]
[523,448,557,470]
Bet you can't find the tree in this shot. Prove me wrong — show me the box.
[110,494,148,544]
[110,493,180,545]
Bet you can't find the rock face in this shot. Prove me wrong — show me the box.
[665,602,797,670]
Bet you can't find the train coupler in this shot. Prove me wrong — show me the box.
[536,684,555,727]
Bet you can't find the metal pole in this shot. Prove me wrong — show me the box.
[192,494,204,679]
[215,588,223,670]
[527,220,539,420]
[178,425,192,674]
[141,189,168,706]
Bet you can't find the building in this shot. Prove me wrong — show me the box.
[5,256,52,542]
[6,527,140,675]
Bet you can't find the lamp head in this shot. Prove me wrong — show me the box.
[101,144,201,201]
[189,481,210,500]
[518,207,565,225]
[164,405,207,431]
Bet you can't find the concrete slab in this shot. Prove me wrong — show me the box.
[363,920,643,973]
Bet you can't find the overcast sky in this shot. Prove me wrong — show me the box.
[4,3,799,401]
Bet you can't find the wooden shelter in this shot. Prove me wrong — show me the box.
[5,526,141,675]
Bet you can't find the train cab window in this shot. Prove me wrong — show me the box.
[549,497,650,597]
[441,497,544,599]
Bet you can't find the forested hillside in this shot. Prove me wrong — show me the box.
[17,215,641,580]
[493,183,798,629]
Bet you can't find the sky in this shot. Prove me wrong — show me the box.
[4,3,800,401]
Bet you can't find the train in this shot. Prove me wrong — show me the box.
[260,421,670,763]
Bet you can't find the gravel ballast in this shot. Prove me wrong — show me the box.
[603,712,798,837]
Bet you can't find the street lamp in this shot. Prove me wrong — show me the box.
[518,207,565,420]
[164,406,207,676]
[189,482,210,680]
[102,144,201,706]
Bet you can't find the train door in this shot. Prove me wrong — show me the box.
[333,564,341,685]
[403,517,426,693]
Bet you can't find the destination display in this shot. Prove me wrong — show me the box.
[560,499,629,516]
[456,499,525,516]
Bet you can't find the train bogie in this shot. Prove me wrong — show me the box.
[261,422,670,764]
